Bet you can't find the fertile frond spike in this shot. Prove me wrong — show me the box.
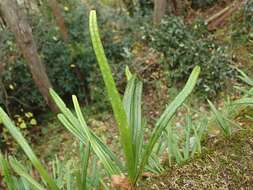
[89,10,136,182]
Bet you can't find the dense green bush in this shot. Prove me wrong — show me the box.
[0,0,125,113]
[147,16,234,98]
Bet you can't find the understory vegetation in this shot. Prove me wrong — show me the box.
[0,0,253,189]
[0,0,125,113]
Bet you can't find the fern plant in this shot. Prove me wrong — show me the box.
[49,10,200,187]
[0,10,200,189]
[1,8,251,190]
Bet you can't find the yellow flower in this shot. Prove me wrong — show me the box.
[19,122,27,129]
[9,84,14,90]
[17,117,23,123]
[64,6,69,11]
[25,112,33,118]
[30,118,37,125]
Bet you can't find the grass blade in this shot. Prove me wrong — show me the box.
[233,97,253,104]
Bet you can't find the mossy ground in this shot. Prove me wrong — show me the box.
[138,123,253,190]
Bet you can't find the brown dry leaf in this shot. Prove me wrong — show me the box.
[111,175,133,190]
[142,172,154,178]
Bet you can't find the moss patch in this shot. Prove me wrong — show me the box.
[138,125,253,189]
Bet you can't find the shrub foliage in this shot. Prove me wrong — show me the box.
[148,16,234,98]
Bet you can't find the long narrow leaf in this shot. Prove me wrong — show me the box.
[233,97,253,104]
[123,76,144,176]
[236,68,253,86]
[207,100,231,136]
[183,116,192,160]
[79,143,91,190]
[72,95,120,175]
[50,89,121,175]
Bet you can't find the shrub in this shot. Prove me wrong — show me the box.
[147,16,234,99]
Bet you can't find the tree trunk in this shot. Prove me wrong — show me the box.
[0,0,59,112]
[0,62,10,115]
[47,0,68,41]
[153,0,168,25]
[171,0,184,16]
[0,12,6,29]
[154,0,185,25]
[122,0,135,16]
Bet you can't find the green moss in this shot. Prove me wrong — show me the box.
[138,124,253,189]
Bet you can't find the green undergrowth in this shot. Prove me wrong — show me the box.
[138,123,253,189]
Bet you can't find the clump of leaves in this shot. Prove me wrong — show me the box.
[207,68,253,138]
[49,10,200,187]
[165,114,207,165]
[147,15,234,99]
